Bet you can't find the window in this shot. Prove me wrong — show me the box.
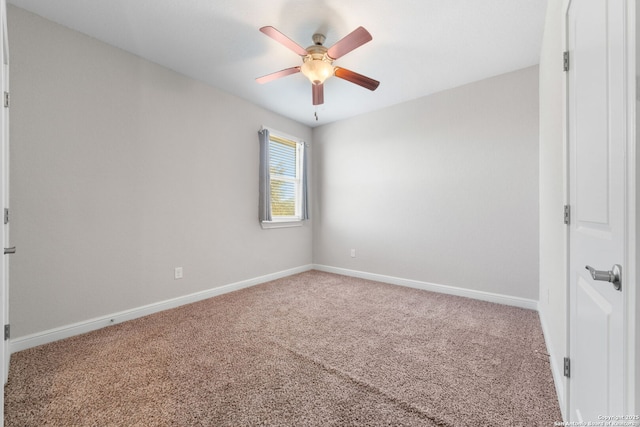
[269,134,303,219]
[258,128,308,228]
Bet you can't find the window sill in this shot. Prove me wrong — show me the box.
[260,220,303,229]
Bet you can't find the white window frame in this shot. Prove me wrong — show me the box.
[261,128,305,229]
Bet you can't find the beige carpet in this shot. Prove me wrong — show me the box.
[5,270,561,426]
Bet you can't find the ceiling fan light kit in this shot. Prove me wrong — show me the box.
[301,58,334,85]
[300,38,334,85]
[257,25,380,107]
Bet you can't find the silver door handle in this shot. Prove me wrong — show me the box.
[3,247,15,255]
[585,264,622,291]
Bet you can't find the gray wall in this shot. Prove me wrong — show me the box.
[8,6,312,338]
[312,66,540,300]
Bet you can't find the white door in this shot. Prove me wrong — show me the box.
[567,0,628,422]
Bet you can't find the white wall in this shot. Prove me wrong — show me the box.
[312,66,539,300]
[8,6,312,338]
[537,0,567,414]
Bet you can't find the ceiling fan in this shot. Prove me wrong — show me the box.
[256,26,380,106]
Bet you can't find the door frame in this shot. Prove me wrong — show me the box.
[0,0,7,424]
[563,0,637,418]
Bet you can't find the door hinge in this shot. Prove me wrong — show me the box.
[3,91,8,108]
[563,51,570,72]
[564,357,571,377]
[564,205,571,225]
[4,208,8,225]
[4,324,9,341]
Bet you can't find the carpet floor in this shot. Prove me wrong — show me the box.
[4,270,561,426]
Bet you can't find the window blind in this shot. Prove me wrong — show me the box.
[269,136,299,217]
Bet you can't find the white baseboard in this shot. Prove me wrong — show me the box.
[10,264,539,353]
[538,307,567,420]
[312,264,539,310]
[10,264,313,354]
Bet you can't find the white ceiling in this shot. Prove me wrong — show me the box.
[7,0,548,127]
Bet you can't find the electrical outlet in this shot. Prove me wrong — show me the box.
[174,267,183,280]
[350,249,356,258]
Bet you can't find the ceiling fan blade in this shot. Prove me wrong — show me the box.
[259,26,308,56]
[326,26,372,60]
[256,66,301,84]
[312,83,324,105]
[334,67,380,91]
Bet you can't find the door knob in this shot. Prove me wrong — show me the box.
[585,264,622,291]
[3,247,15,255]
